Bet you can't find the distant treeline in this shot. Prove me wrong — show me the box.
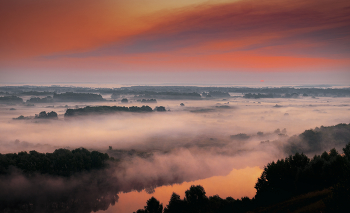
[1,86,350,105]
[26,96,53,103]
[53,92,104,102]
[1,85,350,96]
[0,95,23,103]
[27,92,105,103]
[21,91,54,96]
[137,99,157,103]
[13,106,159,119]
[14,111,58,120]
[134,143,350,213]
[203,91,231,98]
[243,93,275,99]
[0,148,110,177]
[0,92,106,104]
[64,105,153,116]
[243,92,304,99]
[110,86,350,97]
[132,92,202,100]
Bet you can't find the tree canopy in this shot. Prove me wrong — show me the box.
[64,105,153,117]
[0,148,110,177]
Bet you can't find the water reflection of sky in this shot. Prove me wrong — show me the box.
[100,167,262,213]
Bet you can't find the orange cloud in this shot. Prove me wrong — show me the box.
[1,0,350,76]
[0,0,159,60]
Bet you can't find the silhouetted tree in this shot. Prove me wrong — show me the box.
[37,111,48,118]
[164,193,186,213]
[184,185,209,213]
[325,145,350,212]
[134,197,163,213]
[343,142,350,161]
[47,111,58,118]
[34,111,58,119]
[145,197,163,213]
[155,106,166,112]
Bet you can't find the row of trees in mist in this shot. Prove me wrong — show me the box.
[14,111,58,120]
[2,86,350,105]
[13,105,165,119]
[2,85,350,95]
[64,105,154,116]
[243,92,308,99]
[26,92,106,103]
[0,95,23,103]
[0,92,106,104]
[0,148,110,176]
[135,143,350,213]
[122,91,202,100]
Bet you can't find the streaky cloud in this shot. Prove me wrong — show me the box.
[48,0,350,59]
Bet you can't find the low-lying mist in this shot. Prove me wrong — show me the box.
[2,97,349,152]
[1,94,350,213]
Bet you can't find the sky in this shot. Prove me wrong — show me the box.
[1,0,350,85]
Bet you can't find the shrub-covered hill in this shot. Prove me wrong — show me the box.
[0,148,110,177]
[284,123,350,154]
[134,142,350,213]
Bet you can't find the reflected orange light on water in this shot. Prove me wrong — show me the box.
[102,166,262,213]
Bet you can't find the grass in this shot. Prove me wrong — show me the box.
[251,188,331,213]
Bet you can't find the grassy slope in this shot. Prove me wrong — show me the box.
[251,188,331,213]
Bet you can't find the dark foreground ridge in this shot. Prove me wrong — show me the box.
[134,142,350,213]
[64,105,153,117]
